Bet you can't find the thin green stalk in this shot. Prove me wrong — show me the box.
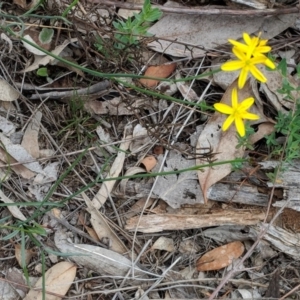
[41,251,46,300]
[61,0,79,17]
[0,202,64,207]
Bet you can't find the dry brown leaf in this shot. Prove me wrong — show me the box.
[51,208,61,218]
[0,132,42,174]
[91,132,131,209]
[126,198,155,218]
[0,101,16,113]
[22,28,53,56]
[0,149,35,179]
[197,79,260,203]
[261,68,299,111]
[249,122,275,144]
[13,0,28,8]
[0,79,20,102]
[141,156,157,172]
[23,38,78,73]
[130,124,151,153]
[140,63,176,88]
[13,0,38,9]
[78,212,100,242]
[196,241,244,271]
[83,193,127,254]
[1,33,13,53]
[0,190,26,221]
[14,244,35,267]
[175,72,198,101]
[24,261,77,300]
[151,237,175,252]
[6,267,28,296]
[149,199,168,214]
[21,111,42,158]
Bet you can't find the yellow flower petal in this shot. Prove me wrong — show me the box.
[264,58,276,69]
[243,32,252,45]
[214,103,234,114]
[232,88,238,108]
[247,36,259,58]
[222,114,235,131]
[238,67,249,89]
[251,55,268,64]
[221,60,244,71]
[232,47,247,61]
[259,39,268,46]
[229,40,248,53]
[249,65,267,83]
[239,97,255,111]
[240,112,260,120]
[254,46,271,54]
[235,117,245,137]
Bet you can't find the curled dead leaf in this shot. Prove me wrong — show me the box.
[141,156,157,172]
[151,237,175,252]
[15,244,35,267]
[24,261,77,300]
[196,241,244,271]
[140,63,176,88]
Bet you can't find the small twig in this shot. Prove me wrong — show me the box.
[29,80,112,99]
[89,0,300,16]
[279,282,300,300]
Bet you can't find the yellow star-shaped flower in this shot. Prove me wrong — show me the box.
[214,88,260,137]
[221,33,276,89]
[229,33,275,69]
[229,33,270,58]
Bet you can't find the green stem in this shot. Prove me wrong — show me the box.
[61,0,80,17]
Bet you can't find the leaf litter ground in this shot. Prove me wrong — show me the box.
[1,0,300,299]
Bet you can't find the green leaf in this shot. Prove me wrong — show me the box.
[1,229,20,240]
[39,28,54,44]
[143,0,151,11]
[277,58,287,77]
[25,223,47,236]
[109,0,162,49]
[143,9,162,22]
[37,67,48,77]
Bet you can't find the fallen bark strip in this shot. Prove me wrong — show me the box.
[125,210,267,233]
[89,0,300,16]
